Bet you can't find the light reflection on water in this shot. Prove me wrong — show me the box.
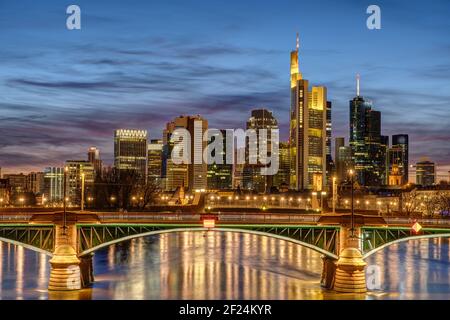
[0,232,449,300]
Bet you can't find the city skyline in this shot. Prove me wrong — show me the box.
[0,0,449,178]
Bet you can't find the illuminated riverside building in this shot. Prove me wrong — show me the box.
[243,109,278,193]
[289,34,327,191]
[349,75,386,187]
[163,115,208,192]
[416,160,436,186]
[325,101,334,186]
[43,167,64,203]
[114,129,148,182]
[65,160,95,205]
[3,173,27,194]
[207,130,233,190]
[147,139,163,188]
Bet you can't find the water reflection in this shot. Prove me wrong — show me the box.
[0,233,449,299]
[366,237,450,300]
[92,231,325,299]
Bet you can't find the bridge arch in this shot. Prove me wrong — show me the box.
[0,236,53,257]
[78,227,339,259]
[363,233,450,259]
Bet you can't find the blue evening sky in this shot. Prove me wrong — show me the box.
[0,0,449,179]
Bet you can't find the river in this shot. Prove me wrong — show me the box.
[0,231,449,299]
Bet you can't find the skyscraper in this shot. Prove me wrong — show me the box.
[289,34,327,191]
[114,129,148,182]
[65,160,95,205]
[43,167,64,203]
[391,134,409,184]
[416,160,436,186]
[326,101,334,186]
[207,130,233,190]
[163,115,208,191]
[273,141,290,189]
[349,75,385,186]
[88,146,103,178]
[147,139,163,188]
[243,109,278,192]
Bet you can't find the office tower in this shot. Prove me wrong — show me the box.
[391,134,409,184]
[335,137,345,182]
[88,146,103,177]
[3,173,27,194]
[26,172,45,194]
[289,34,327,191]
[147,139,163,188]
[337,145,352,183]
[163,115,208,191]
[243,109,278,192]
[114,129,148,182]
[43,167,64,203]
[349,74,385,187]
[326,101,334,186]
[416,160,436,186]
[207,130,233,190]
[380,135,389,185]
[273,141,290,188]
[65,160,95,205]
[233,147,245,189]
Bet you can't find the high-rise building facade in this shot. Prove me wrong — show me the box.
[273,141,290,188]
[289,34,327,191]
[391,134,409,184]
[65,160,95,205]
[163,115,208,191]
[243,109,278,192]
[26,172,45,194]
[325,101,334,186]
[3,173,27,194]
[416,160,436,186]
[349,75,386,186]
[43,167,64,203]
[207,130,233,190]
[114,129,148,182]
[88,146,103,178]
[147,139,163,188]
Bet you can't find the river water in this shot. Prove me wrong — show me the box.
[0,231,449,299]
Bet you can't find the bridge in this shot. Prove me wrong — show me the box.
[0,210,449,293]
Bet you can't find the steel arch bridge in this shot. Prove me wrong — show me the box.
[0,223,450,260]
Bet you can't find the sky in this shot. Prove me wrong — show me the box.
[0,0,449,180]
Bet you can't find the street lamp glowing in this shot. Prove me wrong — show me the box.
[348,169,354,176]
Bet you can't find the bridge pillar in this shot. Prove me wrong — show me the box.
[320,255,337,289]
[48,225,81,291]
[333,226,367,293]
[80,253,95,287]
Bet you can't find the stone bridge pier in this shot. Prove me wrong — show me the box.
[47,213,97,291]
[318,214,385,294]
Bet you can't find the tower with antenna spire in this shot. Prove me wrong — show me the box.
[349,74,387,186]
[356,73,360,96]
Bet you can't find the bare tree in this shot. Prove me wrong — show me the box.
[402,190,422,217]
[132,180,160,210]
[436,191,450,217]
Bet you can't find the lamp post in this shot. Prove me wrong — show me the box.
[348,169,355,237]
